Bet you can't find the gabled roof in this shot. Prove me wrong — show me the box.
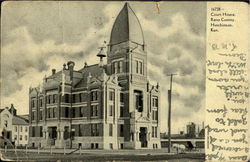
[110,3,144,45]
[76,64,106,88]
[79,64,105,77]
[0,109,4,113]
[12,115,29,125]
[19,114,29,120]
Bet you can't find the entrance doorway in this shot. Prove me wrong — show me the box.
[48,127,57,145]
[139,127,147,148]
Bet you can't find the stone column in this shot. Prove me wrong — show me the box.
[136,131,139,141]
[43,130,46,139]
[57,130,60,140]
[60,130,64,140]
[45,131,49,139]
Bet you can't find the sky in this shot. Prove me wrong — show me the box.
[1,1,206,133]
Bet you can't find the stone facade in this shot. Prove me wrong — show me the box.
[28,3,161,149]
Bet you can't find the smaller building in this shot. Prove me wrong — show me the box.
[0,104,29,147]
[186,122,196,138]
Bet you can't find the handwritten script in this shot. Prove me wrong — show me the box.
[206,3,248,161]
[206,42,248,161]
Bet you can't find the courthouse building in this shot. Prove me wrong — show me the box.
[28,3,161,149]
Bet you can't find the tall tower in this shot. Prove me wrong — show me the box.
[107,3,151,148]
[107,2,148,113]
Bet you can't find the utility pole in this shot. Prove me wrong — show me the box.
[167,73,177,153]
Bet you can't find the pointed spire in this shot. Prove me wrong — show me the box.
[110,2,144,46]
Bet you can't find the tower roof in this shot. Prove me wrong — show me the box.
[110,3,144,45]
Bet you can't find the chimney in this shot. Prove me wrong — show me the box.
[67,61,75,79]
[156,82,159,89]
[10,104,16,116]
[63,63,66,70]
[52,69,56,75]
[84,62,88,67]
[87,72,92,84]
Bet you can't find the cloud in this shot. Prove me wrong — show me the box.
[139,12,205,133]
[1,3,121,112]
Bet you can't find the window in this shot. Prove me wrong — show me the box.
[119,61,123,73]
[109,105,113,116]
[47,108,50,118]
[114,61,123,73]
[91,105,98,117]
[153,97,158,107]
[152,127,157,138]
[32,111,35,120]
[136,61,139,74]
[20,126,23,132]
[25,135,28,141]
[109,124,113,136]
[15,126,17,132]
[32,127,35,137]
[140,62,143,74]
[47,108,56,118]
[110,143,113,149]
[39,110,43,120]
[136,60,143,75]
[31,99,35,108]
[120,124,124,137]
[91,91,98,101]
[52,108,56,118]
[20,135,22,141]
[53,94,57,103]
[134,90,143,112]
[79,93,82,102]
[47,95,51,104]
[71,108,75,118]
[4,121,8,127]
[91,124,99,136]
[40,126,43,137]
[25,126,28,132]
[120,106,124,117]
[114,62,118,73]
[14,135,17,140]
[72,94,76,103]
[120,93,124,103]
[80,107,84,117]
[65,107,69,118]
[39,98,43,107]
[65,94,70,103]
[152,110,158,120]
[109,91,115,101]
